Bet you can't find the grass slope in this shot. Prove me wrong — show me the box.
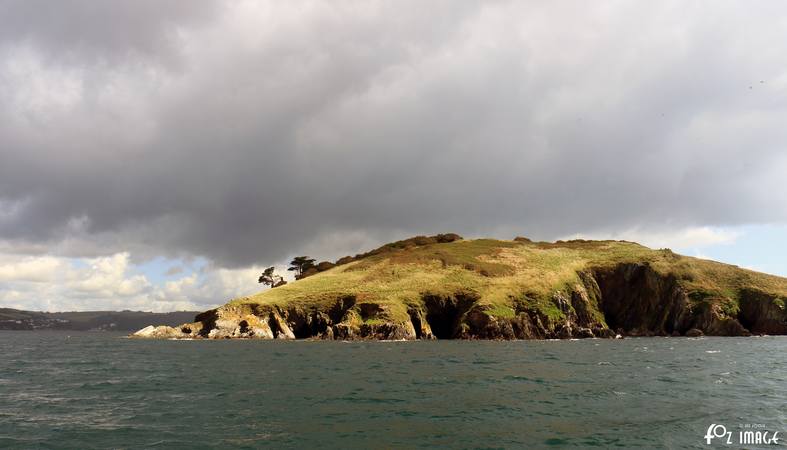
[230,237,787,325]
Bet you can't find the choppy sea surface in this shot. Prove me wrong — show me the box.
[0,332,785,449]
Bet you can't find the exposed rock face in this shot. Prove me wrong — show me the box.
[132,324,197,339]
[132,262,787,340]
[738,289,787,335]
[591,263,759,337]
[423,293,477,339]
[196,304,274,339]
[592,263,689,336]
[685,328,704,337]
[134,297,420,340]
[407,307,435,339]
[690,302,750,337]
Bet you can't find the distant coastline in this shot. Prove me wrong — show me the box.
[0,308,199,332]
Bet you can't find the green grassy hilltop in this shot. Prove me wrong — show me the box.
[136,235,787,340]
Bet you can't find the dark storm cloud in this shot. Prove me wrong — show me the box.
[1,1,786,267]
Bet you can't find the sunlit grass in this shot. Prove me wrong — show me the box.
[230,237,787,323]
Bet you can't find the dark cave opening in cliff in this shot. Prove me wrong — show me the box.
[423,294,477,339]
[408,309,423,339]
[290,321,314,339]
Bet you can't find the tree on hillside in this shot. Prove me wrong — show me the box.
[288,256,316,278]
[258,267,285,288]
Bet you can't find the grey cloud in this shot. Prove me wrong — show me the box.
[1,1,786,268]
[0,0,220,66]
[164,265,183,276]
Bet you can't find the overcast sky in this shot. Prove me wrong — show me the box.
[1,1,786,312]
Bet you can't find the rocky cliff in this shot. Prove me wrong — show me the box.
[133,236,787,340]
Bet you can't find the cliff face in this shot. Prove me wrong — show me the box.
[737,289,787,335]
[591,263,756,337]
[133,237,787,340]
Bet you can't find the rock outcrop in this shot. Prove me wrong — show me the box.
[737,289,787,335]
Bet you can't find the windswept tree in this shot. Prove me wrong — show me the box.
[288,256,316,278]
[258,267,285,288]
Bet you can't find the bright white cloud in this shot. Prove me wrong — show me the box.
[0,254,65,282]
[153,263,291,308]
[562,226,741,250]
[0,251,281,312]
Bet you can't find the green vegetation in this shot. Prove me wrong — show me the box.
[288,256,316,279]
[258,266,285,288]
[232,236,787,325]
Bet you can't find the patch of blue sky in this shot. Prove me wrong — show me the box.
[674,224,787,277]
[132,256,209,285]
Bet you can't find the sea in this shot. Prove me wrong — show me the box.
[0,331,785,449]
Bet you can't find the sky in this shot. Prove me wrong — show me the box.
[0,1,786,312]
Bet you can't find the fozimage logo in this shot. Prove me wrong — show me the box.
[704,423,780,446]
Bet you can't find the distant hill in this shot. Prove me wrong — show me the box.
[0,308,199,331]
[134,234,787,340]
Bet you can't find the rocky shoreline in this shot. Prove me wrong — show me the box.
[132,263,787,340]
